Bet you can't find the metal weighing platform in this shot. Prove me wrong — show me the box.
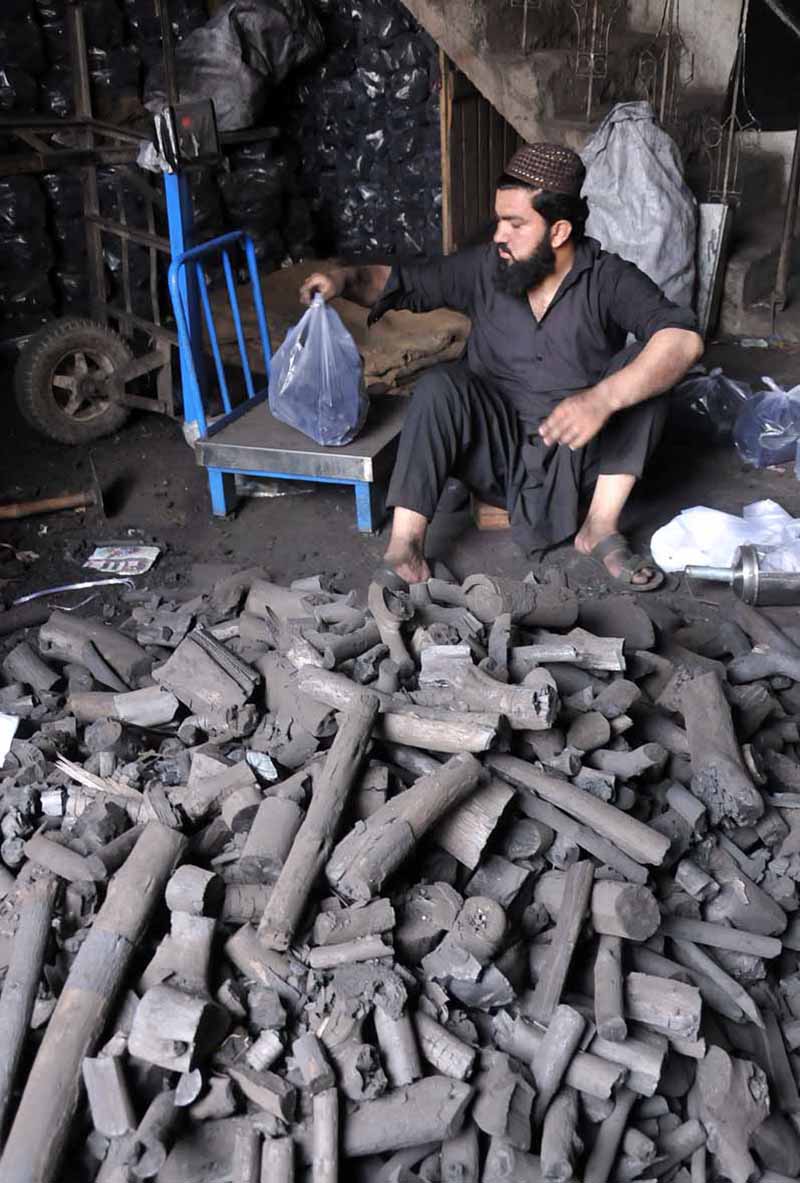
[196,395,407,531]
[169,231,406,532]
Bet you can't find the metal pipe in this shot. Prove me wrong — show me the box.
[685,545,800,606]
[156,0,179,108]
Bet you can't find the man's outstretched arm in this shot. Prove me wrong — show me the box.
[539,326,704,449]
[299,265,392,308]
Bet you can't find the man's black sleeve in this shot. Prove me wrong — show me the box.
[367,247,482,325]
[604,256,700,342]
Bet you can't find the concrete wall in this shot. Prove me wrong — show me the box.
[627,0,742,92]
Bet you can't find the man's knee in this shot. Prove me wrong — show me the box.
[409,366,469,423]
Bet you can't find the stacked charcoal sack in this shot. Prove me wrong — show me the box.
[37,0,209,328]
[217,137,315,274]
[39,0,141,126]
[0,1,54,341]
[283,0,443,259]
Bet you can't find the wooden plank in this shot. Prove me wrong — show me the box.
[462,96,480,246]
[438,49,454,256]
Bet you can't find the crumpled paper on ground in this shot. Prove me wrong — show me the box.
[650,499,800,572]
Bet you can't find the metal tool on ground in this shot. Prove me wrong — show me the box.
[685,543,800,605]
[0,458,105,522]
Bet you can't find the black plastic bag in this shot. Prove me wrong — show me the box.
[145,0,323,132]
[40,19,69,64]
[83,0,124,48]
[357,7,407,46]
[0,272,54,310]
[90,46,141,120]
[244,227,286,266]
[355,67,385,100]
[0,232,54,275]
[228,137,278,168]
[0,178,46,232]
[390,67,429,105]
[188,170,224,231]
[0,67,38,113]
[219,159,290,224]
[97,168,148,225]
[0,18,47,77]
[390,33,429,69]
[42,172,83,220]
[360,44,393,75]
[52,219,87,265]
[673,366,752,442]
[53,269,91,313]
[40,66,71,117]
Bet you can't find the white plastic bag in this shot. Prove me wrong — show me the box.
[650,499,800,572]
[268,293,367,446]
[580,101,697,309]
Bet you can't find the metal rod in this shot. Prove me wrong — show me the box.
[156,0,179,107]
[772,111,800,323]
[222,249,256,399]
[197,261,233,415]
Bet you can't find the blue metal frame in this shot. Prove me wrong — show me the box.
[167,224,272,439]
[167,216,384,531]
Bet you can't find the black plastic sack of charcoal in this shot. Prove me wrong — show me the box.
[0,272,53,312]
[355,3,408,46]
[52,269,91,314]
[188,170,224,231]
[40,67,71,118]
[0,67,37,113]
[145,0,323,132]
[227,137,279,169]
[244,226,285,267]
[0,272,54,339]
[40,17,69,64]
[388,32,429,70]
[97,167,147,226]
[0,178,46,233]
[83,0,124,48]
[390,67,430,106]
[317,78,356,119]
[219,159,289,226]
[283,196,313,257]
[42,173,84,221]
[0,232,54,275]
[317,47,357,81]
[0,18,46,77]
[52,219,87,266]
[89,46,141,121]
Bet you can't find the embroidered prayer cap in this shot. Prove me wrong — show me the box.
[504,142,586,197]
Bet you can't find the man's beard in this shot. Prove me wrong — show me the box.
[495,236,557,298]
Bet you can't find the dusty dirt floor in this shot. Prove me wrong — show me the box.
[1,339,800,633]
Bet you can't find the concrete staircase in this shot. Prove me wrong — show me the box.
[400,0,798,339]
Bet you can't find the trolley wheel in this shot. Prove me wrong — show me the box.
[14,318,133,445]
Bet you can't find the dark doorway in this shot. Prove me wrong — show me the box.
[741,0,800,131]
[439,54,522,253]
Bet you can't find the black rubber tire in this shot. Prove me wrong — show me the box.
[14,317,133,444]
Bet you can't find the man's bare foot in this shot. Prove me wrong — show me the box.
[383,546,431,584]
[574,520,659,587]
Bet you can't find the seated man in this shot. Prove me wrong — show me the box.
[300,142,704,587]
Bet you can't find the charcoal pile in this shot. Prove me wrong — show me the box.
[1,566,800,1181]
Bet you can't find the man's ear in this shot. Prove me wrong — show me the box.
[550,219,574,249]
